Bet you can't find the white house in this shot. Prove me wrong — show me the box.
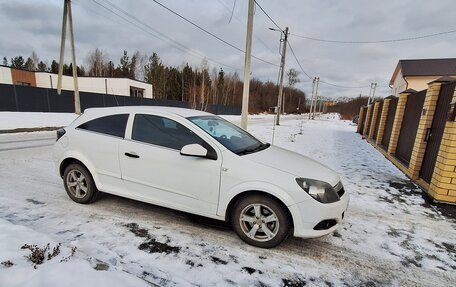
[0,65,153,98]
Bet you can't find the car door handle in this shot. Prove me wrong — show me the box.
[124,152,140,158]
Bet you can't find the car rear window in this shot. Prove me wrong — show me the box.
[77,114,129,138]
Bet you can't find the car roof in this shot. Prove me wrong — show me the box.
[83,106,213,118]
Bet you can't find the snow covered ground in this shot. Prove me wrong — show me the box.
[0,112,78,131]
[0,112,455,286]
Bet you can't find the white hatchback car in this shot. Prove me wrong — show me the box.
[53,106,349,248]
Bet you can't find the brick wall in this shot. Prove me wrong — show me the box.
[387,91,410,154]
[363,105,373,136]
[376,99,390,145]
[429,87,456,203]
[368,102,380,139]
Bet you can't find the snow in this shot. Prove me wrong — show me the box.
[0,112,455,286]
[0,218,148,287]
[0,112,78,130]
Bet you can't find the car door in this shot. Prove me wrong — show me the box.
[119,113,222,217]
[72,113,129,195]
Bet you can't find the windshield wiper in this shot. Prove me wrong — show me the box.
[236,143,270,155]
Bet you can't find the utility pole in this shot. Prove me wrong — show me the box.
[240,0,254,129]
[308,77,316,119]
[275,27,289,126]
[57,0,80,114]
[181,65,184,102]
[367,83,373,105]
[371,82,377,103]
[312,77,320,119]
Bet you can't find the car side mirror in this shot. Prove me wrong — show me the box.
[180,144,208,158]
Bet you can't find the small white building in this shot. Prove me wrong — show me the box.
[0,65,153,99]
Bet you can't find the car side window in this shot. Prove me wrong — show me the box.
[77,114,129,138]
[132,114,205,150]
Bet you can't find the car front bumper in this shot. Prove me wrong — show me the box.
[289,192,349,238]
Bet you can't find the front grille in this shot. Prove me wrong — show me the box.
[334,181,345,198]
[313,219,337,230]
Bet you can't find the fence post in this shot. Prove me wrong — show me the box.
[387,89,414,154]
[357,106,365,133]
[46,88,51,112]
[408,81,443,179]
[12,85,19,112]
[368,102,380,139]
[376,99,391,145]
[429,86,456,203]
[363,104,373,136]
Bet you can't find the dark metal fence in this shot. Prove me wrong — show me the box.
[420,82,456,183]
[395,90,426,166]
[0,84,241,115]
[373,101,383,141]
[381,97,398,150]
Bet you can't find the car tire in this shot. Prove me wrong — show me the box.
[231,194,290,248]
[63,163,98,204]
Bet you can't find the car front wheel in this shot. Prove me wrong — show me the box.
[63,163,98,204]
[232,195,290,248]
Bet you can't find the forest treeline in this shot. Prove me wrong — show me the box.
[2,50,307,113]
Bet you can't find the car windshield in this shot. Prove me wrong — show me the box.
[188,116,270,155]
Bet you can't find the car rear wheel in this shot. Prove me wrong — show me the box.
[63,163,98,204]
[232,195,290,248]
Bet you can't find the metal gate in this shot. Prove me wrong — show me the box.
[395,90,426,165]
[381,97,398,150]
[420,82,456,183]
[358,106,367,134]
[373,101,383,141]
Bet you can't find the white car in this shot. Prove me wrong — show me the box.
[53,106,349,248]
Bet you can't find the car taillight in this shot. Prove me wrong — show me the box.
[56,128,66,141]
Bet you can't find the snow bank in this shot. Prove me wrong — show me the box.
[0,112,78,130]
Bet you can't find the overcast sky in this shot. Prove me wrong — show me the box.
[1,0,455,99]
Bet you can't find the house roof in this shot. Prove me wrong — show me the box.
[389,58,456,85]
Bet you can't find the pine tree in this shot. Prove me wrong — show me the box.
[10,56,25,69]
[50,60,59,74]
[37,61,48,72]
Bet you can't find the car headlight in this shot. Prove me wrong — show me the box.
[295,178,340,203]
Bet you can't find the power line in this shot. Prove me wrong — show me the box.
[217,0,276,54]
[318,80,370,89]
[87,0,239,71]
[150,0,279,67]
[287,41,313,81]
[289,40,376,89]
[253,1,376,89]
[289,29,456,44]
[253,0,283,32]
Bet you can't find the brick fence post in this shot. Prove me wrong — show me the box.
[376,99,391,145]
[357,106,365,133]
[368,102,380,139]
[387,89,415,154]
[429,85,456,203]
[408,81,443,179]
[363,104,373,136]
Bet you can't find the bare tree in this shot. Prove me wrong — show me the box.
[287,68,300,88]
[86,48,109,77]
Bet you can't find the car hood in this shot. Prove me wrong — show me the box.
[244,145,340,186]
